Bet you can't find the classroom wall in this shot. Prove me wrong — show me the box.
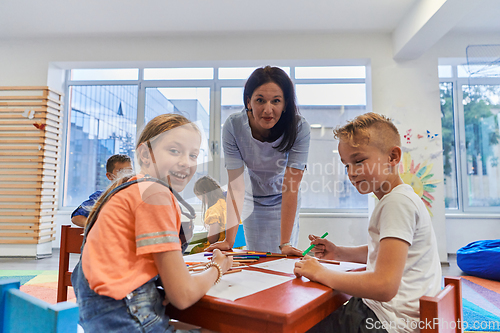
[1,31,499,259]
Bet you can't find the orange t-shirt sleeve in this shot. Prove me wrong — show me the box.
[134,183,182,255]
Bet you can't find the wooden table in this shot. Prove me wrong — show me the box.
[167,255,351,333]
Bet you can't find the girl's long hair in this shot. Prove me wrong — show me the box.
[193,175,225,222]
[244,66,300,152]
[85,113,198,227]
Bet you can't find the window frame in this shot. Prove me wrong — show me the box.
[59,61,372,214]
[440,64,500,214]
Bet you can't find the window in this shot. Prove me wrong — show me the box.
[63,63,371,212]
[64,84,138,207]
[440,64,500,212]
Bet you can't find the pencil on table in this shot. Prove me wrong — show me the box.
[224,268,242,275]
[186,262,206,269]
[189,266,206,272]
[265,253,287,257]
[316,258,340,265]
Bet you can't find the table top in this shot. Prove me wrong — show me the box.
[167,254,351,333]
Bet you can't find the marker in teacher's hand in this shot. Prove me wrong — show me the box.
[302,232,328,256]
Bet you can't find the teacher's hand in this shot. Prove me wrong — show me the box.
[205,240,232,252]
[280,244,303,256]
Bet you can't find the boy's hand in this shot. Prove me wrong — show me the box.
[293,255,325,281]
[308,234,337,259]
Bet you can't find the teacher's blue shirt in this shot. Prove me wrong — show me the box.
[222,110,310,199]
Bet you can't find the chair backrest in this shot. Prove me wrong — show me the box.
[420,276,463,333]
[57,225,84,303]
[1,279,79,333]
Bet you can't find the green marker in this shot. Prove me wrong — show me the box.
[302,232,328,256]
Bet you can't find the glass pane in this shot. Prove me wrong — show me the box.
[144,68,213,80]
[295,84,366,106]
[458,64,500,78]
[71,69,138,81]
[440,82,458,209]
[297,85,367,210]
[219,87,245,185]
[438,65,452,78]
[65,85,138,207]
[295,66,366,79]
[218,67,291,80]
[463,84,500,208]
[145,87,211,205]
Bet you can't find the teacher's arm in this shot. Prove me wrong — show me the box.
[206,166,244,251]
[280,166,305,256]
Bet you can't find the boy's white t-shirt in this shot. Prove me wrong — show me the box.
[363,184,442,333]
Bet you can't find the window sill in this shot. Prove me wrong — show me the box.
[445,213,500,220]
[299,212,368,218]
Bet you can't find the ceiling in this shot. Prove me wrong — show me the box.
[1,0,499,59]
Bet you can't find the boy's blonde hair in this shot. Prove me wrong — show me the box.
[333,112,400,153]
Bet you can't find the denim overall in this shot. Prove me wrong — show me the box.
[72,176,194,332]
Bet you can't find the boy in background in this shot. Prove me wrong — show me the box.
[294,113,441,333]
[71,154,132,227]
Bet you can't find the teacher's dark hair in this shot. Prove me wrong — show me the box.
[244,66,300,152]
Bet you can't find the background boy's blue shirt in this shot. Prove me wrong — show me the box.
[71,190,103,218]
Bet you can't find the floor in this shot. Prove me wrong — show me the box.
[0,249,465,278]
[0,248,79,271]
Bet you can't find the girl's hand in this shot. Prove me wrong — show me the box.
[308,234,338,259]
[293,255,325,282]
[205,240,232,252]
[212,249,233,274]
[280,244,303,257]
[162,294,170,306]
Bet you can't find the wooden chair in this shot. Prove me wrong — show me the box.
[420,276,463,333]
[0,279,79,333]
[57,225,84,303]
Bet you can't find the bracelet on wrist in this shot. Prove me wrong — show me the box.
[205,261,222,284]
[279,242,292,250]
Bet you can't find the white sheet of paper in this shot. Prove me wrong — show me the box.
[182,252,210,263]
[322,261,366,272]
[250,258,299,274]
[206,269,294,301]
[251,258,366,275]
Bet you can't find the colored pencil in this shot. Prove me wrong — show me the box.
[265,253,287,257]
[316,258,340,265]
[224,268,242,275]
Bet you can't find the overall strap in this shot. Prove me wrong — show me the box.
[82,175,195,250]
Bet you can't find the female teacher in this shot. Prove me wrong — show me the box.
[207,66,310,255]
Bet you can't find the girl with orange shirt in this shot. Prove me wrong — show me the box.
[71,114,233,332]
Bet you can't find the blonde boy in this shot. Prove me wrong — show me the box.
[294,112,441,333]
